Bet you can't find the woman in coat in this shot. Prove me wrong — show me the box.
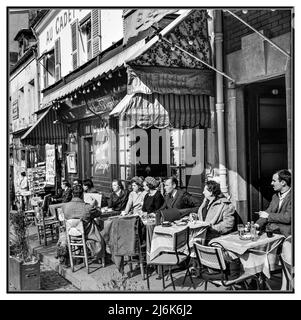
[197,180,235,243]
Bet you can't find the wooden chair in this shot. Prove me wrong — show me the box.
[146,226,195,291]
[193,242,260,290]
[65,219,90,273]
[279,236,293,291]
[34,196,60,246]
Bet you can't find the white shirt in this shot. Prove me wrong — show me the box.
[278,188,291,210]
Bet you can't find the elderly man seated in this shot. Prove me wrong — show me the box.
[255,169,292,237]
[62,185,105,264]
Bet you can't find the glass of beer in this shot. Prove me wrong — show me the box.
[237,224,245,237]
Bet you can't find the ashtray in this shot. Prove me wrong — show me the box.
[239,233,252,240]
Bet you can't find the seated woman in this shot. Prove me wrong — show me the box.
[122,176,147,216]
[107,179,129,212]
[197,180,235,243]
[62,185,105,263]
[142,176,164,214]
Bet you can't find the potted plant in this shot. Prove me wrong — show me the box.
[9,209,40,291]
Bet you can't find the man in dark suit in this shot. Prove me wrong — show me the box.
[255,169,292,237]
[160,176,200,218]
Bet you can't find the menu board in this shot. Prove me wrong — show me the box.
[27,162,46,194]
[45,144,56,185]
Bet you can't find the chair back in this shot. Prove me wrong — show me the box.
[174,227,189,251]
[65,219,84,237]
[279,235,293,289]
[194,242,227,271]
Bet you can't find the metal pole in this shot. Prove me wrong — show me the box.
[215,10,228,195]
[225,10,291,59]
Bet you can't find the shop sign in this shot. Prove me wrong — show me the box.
[45,144,56,185]
[127,66,214,96]
[123,9,177,44]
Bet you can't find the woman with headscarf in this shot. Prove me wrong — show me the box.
[142,176,164,214]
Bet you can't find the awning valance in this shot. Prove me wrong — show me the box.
[21,107,68,145]
[118,93,211,129]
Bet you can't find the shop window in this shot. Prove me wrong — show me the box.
[79,17,92,64]
[119,124,132,184]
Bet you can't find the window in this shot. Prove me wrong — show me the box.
[79,18,92,63]
[42,50,55,88]
[119,122,132,184]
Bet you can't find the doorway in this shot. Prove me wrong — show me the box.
[81,136,93,179]
[245,77,288,216]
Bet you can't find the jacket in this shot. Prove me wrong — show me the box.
[198,197,235,241]
[107,189,129,211]
[160,189,200,218]
[256,190,292,237]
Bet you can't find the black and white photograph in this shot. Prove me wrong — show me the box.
[5,3,296,299]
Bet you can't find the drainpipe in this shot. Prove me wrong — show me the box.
[214,10,228,195]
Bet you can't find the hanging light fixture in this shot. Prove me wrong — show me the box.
[70,96,73,101]
[87,88,90,93]
[93,85,96,91]
[74,93,77,99]
[118,71,122,77]
[97,81,101,86]
[242,9,248,14]
[83,89,86,94]
[108,72,113,78]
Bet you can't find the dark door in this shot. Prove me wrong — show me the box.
[82,136,93,179]
[246,77,287,218]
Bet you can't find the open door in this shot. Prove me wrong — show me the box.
[245,77,288,218]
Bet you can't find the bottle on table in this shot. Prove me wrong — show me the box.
[250,221,257,241]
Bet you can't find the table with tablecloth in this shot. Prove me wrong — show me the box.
[149,221,209,262]
[208,232,285,278]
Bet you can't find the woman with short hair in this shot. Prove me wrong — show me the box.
[122,177,147,215]
[142,176,164,214]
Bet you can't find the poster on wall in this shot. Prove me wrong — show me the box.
[67,152,77,174]
[45,144,56,185]
[93,127,110,177]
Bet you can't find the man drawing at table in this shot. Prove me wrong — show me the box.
[255,169,292,237]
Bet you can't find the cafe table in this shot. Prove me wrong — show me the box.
[208,232,285,278]
[149,221,209,262]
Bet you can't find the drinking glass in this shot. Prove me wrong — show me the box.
[237,224,245,237]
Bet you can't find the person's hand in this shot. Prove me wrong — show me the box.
[120,211,127,216]
[259,211,269,219]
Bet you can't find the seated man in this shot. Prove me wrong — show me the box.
[197,180,235,243]
[52,180,73,204]
[160,176,200,218]
[255,169,292,237]
[63,185,105,263]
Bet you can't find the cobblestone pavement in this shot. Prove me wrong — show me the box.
[39,263,79,291]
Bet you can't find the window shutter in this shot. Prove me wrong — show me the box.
[91,9,101,57]
[71,20,79,70]
[54,38,61,81]
[43,55,47,88]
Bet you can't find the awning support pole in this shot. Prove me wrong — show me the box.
[225,10,291,59]
[161,36,235,83]
[215,10,229,195]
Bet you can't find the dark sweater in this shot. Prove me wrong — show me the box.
[142,191,165,214]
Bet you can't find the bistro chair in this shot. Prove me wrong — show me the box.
[34,196,60,246]
[146,226,195,291]
[194,242,260,290]
[65,219,90,273]
[279,236,294,291]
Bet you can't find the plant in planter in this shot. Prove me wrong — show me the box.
[9,209,40,291]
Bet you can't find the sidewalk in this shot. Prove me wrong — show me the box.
[27,227,282,292]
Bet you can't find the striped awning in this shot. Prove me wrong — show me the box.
[21,107,68,145]
[121,93,211,129]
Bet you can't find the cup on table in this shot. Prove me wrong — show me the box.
[237,224,245,237]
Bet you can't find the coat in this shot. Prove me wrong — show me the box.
[63,197,105,259]
[107,189,129,212]
[197,197,235,241]
[256,190,292,237]
[160,189,200,218]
